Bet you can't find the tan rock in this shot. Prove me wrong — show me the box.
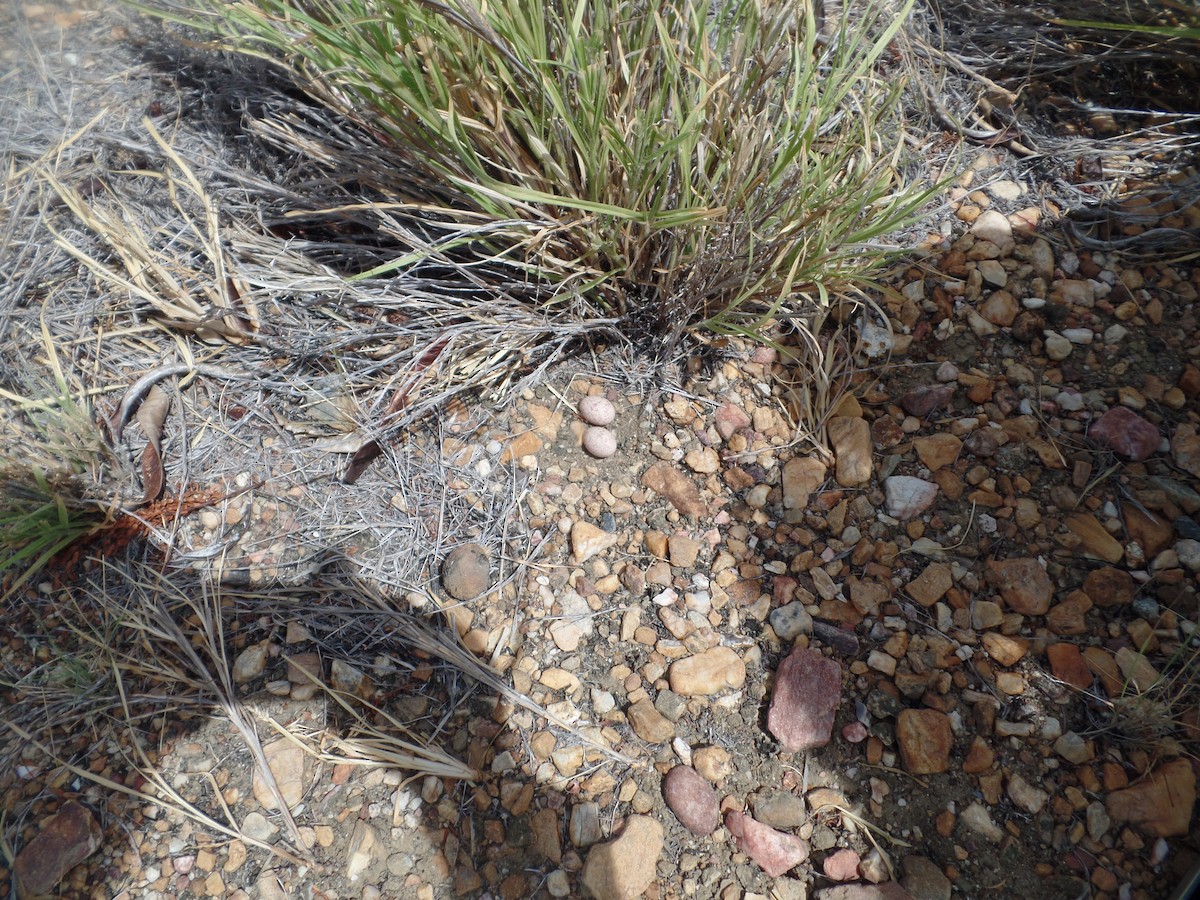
[829,416,873,486]
[783,457,828,510]
[1082,647,1123,696]
[580,816,663,900]
[907,563,952,607]
[981,633,1029,667]
[626,699,675,743]
[668,534,702,568]
[1065,513,1124,564]
[962,735,994,774]
[641,462,708,518]
[571,521,619,563]
[896,709,953,775]
[668,647,746,696]
[1172,424,1200,478]
[1123,503,1175,557]
[913,434,962,471]
[252,739,306,810]
[1045,590,1092,636]
[1106,759,1196,837]
[500,430,542,462]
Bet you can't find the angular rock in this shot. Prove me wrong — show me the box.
[1172,424,1200,477]
[823,847,862,881]
[641,462,708,519]
[345,820,378,882]
[913,434,962,471]
[752,789,808,829]
[829,416,873,486]
[1083,567,1136,607]
[441,543,492,600]
[884,476,939,520]
[571,521,619,563]
[725,810,809,878]
[252,738,306,810]
[1007,772,1049,814]
[668,646,746,696]
[714,402,751,440]
[981,632,1029,667]
[896,709,952,775]
[770,602,814,640]
[570,801,602,848]
[906,563,952,607]
[1045,591,1092,636]
[959,801,1004,842]
[900,855,951,900]
[767,645,842,751]
[13,801,102,900]
[233,642,269,684]
[1046,643,1092,690]
[580,816,663,900]
[531,808,563,864]
[971,209,1014,252]
[1065,513,1124,564]
[627,698,676,743]
[663,766,720,835]
[900,384,955,417]
[986,558,1052,615]
[1089,407,1160,461]
[1106,758,1195,837]
[783,457,828,510]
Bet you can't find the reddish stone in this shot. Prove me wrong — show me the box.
[900,384,956,417]
[1106,759,1196,837]
[1083,567,1136,607]
[13,801,102,899]
[725,810,809,877]
[663,766,720,836]
[822,847,862,881]
[1046,643,1092,691]
[896,709,953,775]
[986,558,1053,615]
[767,645,842,751]
[1089,407,1159,461]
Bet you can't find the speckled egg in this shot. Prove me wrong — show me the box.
[582,426,617,459]
[578,395,616,426]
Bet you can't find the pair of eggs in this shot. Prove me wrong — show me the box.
[579,396,617,458]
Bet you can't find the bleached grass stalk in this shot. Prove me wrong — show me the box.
[131,0,938,346]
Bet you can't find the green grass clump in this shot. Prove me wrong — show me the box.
[133,0,938,347]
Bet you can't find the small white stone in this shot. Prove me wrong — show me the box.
[578,395,616,426]
[582,426,617,458]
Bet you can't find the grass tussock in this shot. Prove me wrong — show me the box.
[132,0,938,350]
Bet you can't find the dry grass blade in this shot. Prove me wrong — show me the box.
[271,663,479,782]
[38,118,257,345]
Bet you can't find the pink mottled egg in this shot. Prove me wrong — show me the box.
[583,426,617,459]
[578,395,616,426]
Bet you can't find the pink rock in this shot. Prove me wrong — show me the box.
[725,810,809,877]
[714,402,752,441]
[900,384,955,417]
[767,645,842,751]
[842,721,869,743]
[823,848,862,881]
[1089,407,1159,461]
[663,766,720,835]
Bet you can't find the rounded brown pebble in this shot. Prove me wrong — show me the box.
[441,543,492,600]
[582,426,617,459]
[663,765,719,835]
